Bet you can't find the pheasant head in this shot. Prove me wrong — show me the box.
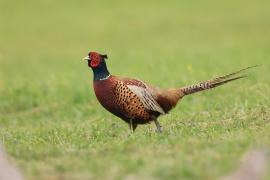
[83,52,110,81]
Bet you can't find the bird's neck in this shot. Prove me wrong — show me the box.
[92,62,111,81]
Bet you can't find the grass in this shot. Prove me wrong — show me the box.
[1,0,270,179]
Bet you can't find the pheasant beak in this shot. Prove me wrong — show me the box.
[83,56,90,61]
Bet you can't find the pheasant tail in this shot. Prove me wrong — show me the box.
[180,66,257,95]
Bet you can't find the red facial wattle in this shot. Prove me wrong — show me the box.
[88,52,101,68]
[90,59,100,67]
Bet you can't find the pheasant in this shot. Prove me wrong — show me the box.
[83,51,254,132]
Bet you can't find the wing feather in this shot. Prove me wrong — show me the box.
[127,85,165,114]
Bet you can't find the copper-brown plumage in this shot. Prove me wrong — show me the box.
[84,52,255,132]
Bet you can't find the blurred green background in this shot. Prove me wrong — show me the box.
[0,0,270,179]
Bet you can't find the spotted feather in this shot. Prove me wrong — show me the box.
[127,84,165,114]
[114,81,153,121]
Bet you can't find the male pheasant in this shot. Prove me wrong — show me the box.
[83,51,254,132]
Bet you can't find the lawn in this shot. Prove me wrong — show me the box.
[1,0,270,179]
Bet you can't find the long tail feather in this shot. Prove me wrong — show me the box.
[180,66,256,95]
[212,65,257,81]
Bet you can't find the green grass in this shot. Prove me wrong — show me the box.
[1,0,270,179]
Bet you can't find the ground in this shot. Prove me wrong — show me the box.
[0,0,270,179]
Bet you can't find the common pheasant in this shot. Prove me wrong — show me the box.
[83,51,254,132]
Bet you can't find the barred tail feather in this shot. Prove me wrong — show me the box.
[180,66,257,95]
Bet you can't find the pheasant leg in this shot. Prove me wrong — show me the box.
[154,119,163,133]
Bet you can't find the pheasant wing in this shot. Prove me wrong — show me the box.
[126,83,165,115]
